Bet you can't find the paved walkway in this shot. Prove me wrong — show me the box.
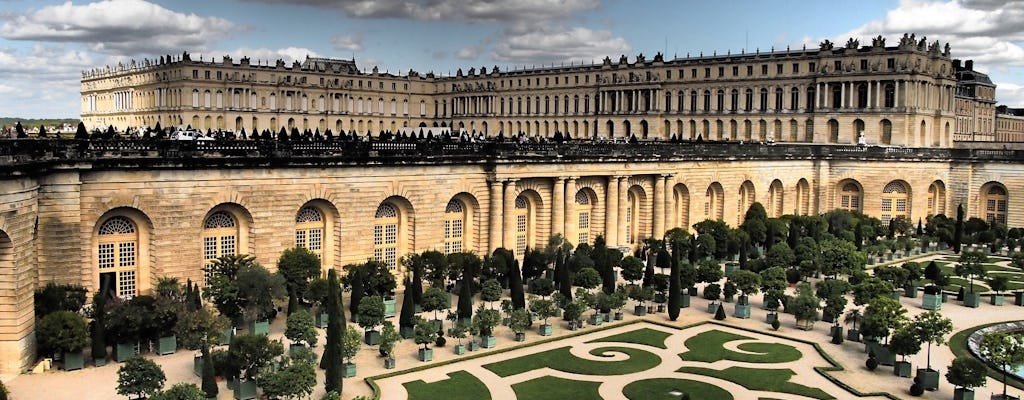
[5,251,1023,400]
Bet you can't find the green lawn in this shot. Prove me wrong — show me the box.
[511,376,602,400]
[588,327,672,349]
[622,378,734,400]
[483,346,661,377]
[403,371,491,400]
[677,366,834,400]
[678,330,802,363]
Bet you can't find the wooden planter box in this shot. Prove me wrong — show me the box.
[904,286,918,298]
[383,299,397,318]
[846,328,861,342]
[193,354,203,376]
[991,294,1005,306]
[893,360,912,377]
[765,313,778,324]
[922,293,942,311]
[588,314,603,326]
[538,324,553,336]
[963,293,981,308]
[724,262,740,275]
[343,362,357,377]
[233,379,257,400]
[454,344,466,355]
[953,388,974,400]
[707,303,719,314]
[400,325,415,339]
[288,343,306,358]
[634,305,646,316]
[364,329,380,345]
[219,327,233,346]
[157,335,177,355]
[481,335,496,348]
[830,325,843,338]
[315,312,329,329]
[1015,292,1024,306]
[467,341,479,352]
[114,342,138,362]
[614,311,624,321]
[384,357,396,369]
[889,290,901,300]
[63,351,84,371]
[916,368,940,391]
[602,313,612,322]
[514,332,526,342]
[681,293,690,308]
[418,348,433,362]
[248,320,269,336]
[733,304,750,319]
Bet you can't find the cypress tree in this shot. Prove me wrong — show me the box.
[398,277,416,333]
[75,122,88,139]
[714,303,727,320]
[509,259,525,309]
[738,239,748,270]
[556,249,572,300]
[916,219,924,236]
[854,223,864,251]
[668,246,681,321]
[192,282,202,310]
[688,236,699,264]
[765,222,776,252]
[410,258,424,307]
[91,291,107,363]
[322,269,343,393]
[349,268,363,323]
[457,268,473,322]
[287,292,298,315]
[787,220,800,250]
[953,204,964,253]
[201,343,217,398]
[642,252,655,287]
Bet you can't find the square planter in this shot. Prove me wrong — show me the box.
[991,294,1005,306]
[288,343,306,358]
[942,292,950,303]
[614,311,623,321]
[539,324,553,336]
[315,312,329,328]
[454,344,466,355]
[904,286,918,298]
[588,314,603,326]
[63,351,84,371]
[963,293,981,308]
[384,357,396,369]
[723,294,734,303]
[734,304,750,319]
[922,293,942,311]
[656,304,666,313]
[157,335,177,355]
[219,327,234,346]
[93,356,107,368]
[248,320,269,336]
[893,360,912,377]
[847,328,861,342]
[467,341,479,352]
[687,287,698,296]
[707,303,720,314]
[481,335,496,349]
[343,362,357,377]
[830,325,843,338]
[765,313,778,324]
[514,332,526,342]
[889,290,901,300]
[724,262,740,275]
[634,305,647,316]
[193,354,203,376]
[953,388,974,400]
[233,379,257,400]
[364,329,380,345]
[226,376,238,391]
[602,313,612,323]
[1015,292,1024,306]
[917,368,940,391]
[568,321,580,331]
[418,348,433,362]
[114,342,138,362]
[383,299,397,318]
[681,293,691,308]
[400,325,415,339]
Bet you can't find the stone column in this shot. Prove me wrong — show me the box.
[617,176,629,246]
[605,176,619,246]
[502,179,519,250]
[653,175,665,239]
[552,177,566,238]
[489,180,504,251]
[664,175,675,231]
[564,177,578,244]
[816,83,822,108]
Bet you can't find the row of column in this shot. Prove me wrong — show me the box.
[113,90,133,111]
[451,95,495,116]
[815,80,955,111]
[600,89,660,114]
[487,174,675,253]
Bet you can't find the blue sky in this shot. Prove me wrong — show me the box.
[2,0,1024,118]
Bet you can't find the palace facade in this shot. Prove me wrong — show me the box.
[0,34,1017,374]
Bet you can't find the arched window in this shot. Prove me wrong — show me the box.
[881,181,910,224]
[982,184,1008,224]
[738,181,755,223]
[295,207,324,257]
[839,181,862,212]
[795,179,811,215]
[514,196,531,260]
[768,180,784,218]
[705,183,724,221]
[203,211,238,286]
[927,181,946,216]
[575,190,593,246]
[444,200,466,254]
[880,119,893,145]
[374,203,400,272]
[674,184,690,231]
[98,216,138,298]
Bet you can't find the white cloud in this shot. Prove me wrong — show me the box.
[996,82,1024,107]
[837,0,1024,67]
[0,0,235,55]
[238,0,600,22]
[199,47,321,65]
[331,34,364,52]
[455,46,482,60]
[493,25,631,64]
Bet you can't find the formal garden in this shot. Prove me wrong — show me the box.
[9,203,1024,400]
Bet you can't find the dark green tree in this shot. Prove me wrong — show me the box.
[277,247,321,314]
[90,290,108,363]
[421,286,449,321]
[399,277,416,334]
[200,343,217,398]
[322,269,344,393]
[117,355,166,400]
[457,268,474,321]
[667,247,681,321]
[508,259,526,309]
[740,202,768,247]
[953,204,964,253]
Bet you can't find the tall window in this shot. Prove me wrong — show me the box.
[575,191,592,246]
[444,200,466,254]
[881,181,910,224]
[705,183,724,221]
[675,184,690,231]
[982,184,1008,224]
[98,216,138,298]
[514,197,530,260]
[203,211,237,286]
[374,204,399,272]
[839,182,862,212]
[738,181,755,223]
[795,179,811,215]
[927,182,946,216]
[295,207,323,257]
[768,180,784,218]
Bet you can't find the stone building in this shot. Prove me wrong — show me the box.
[0,34,1015,374]
[953,59,997,141]
[996,106,1024,142]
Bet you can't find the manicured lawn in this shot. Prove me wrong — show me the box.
[622,378,734,400]
[588,327,672,349]
[511,376,602,400]
[483,345,661,377]
[403,370,491,400]
[948,323,1024,392]
[678,330,802,363]
[677,366,834,400]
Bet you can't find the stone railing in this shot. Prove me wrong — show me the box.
[0,139,1021,173]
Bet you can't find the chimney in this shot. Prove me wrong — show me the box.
[965,60,974,70]
[953,59,961,69]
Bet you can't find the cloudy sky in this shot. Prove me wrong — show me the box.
[2,0,1024,118]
